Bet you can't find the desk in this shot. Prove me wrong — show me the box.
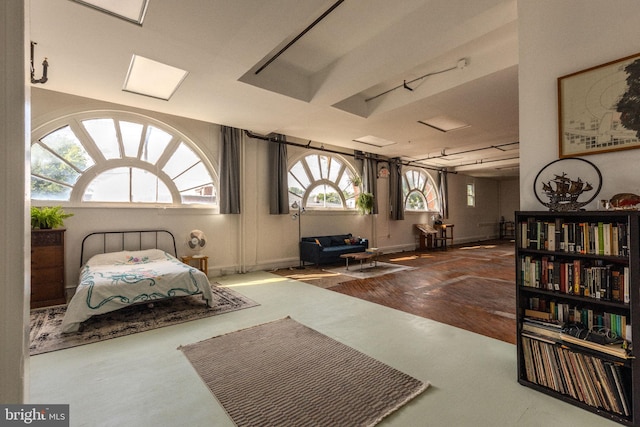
[433,224,454,250]
[181,255,209,274]
[415,224,437,250]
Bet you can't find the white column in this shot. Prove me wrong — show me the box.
[0,0,30,404]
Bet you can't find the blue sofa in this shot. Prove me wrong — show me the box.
[299,234,368,266]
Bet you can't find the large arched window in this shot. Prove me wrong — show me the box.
[402,168,439,212]
[288,153,359,210]
[31,111,217,206]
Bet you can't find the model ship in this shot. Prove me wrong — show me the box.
[542,173,593,203]
[541,173,594,211]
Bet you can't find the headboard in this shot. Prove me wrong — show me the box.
[80,230,178,266]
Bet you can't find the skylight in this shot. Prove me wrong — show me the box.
[123,55,188,101]
[352,135,397,148]
[72,0,149,25]
[418,115,470,133]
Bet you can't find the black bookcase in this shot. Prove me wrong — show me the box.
[516,211,640,426]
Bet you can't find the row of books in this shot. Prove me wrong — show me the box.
[521,335,630,416]
[522,317,630,359]
[519,255,630,303]
[525,297,630,340]
[519,218,629,257]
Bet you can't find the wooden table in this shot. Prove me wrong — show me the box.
[340,250,382,271]
[433,224,454,250]
[415,224,437,250]
[181,255,209,274]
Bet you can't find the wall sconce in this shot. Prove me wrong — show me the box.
[30,42,48,84]
[291,201,305,269]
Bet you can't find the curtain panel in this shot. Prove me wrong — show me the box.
[438,170,449,219]
[389,158,404,220]
[219,126,242,214]
[363,155,379,215]
[268,134,290,215]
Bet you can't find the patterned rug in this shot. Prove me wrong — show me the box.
[179,317,428,427]
[30,284,258,355]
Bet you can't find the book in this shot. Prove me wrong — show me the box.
[559,333,629,359]
[525,309,552,320]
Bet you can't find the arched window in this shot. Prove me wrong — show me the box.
[402,168,439,212]
[288,153,359,209]
[31,111,217,206]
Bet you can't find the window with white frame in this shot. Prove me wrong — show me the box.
[31,111,217,206]
[288,153,359,209]
[402,168,439,211]
[466,183,475,207]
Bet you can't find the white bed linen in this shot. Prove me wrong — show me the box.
[61,249,213,333]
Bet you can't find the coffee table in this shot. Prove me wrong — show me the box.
[340,250,382,272]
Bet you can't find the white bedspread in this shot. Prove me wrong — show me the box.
[61,249,213,333]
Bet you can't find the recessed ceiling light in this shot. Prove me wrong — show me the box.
[352,135,397,148]
[418,115,470,133]
[72,0,149,25]
[123,55,188,101]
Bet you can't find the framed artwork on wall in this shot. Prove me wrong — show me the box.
[558,51,640,158]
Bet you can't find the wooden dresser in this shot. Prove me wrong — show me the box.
[31,228,66,308]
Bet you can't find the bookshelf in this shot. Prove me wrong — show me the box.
[516,211,640,426]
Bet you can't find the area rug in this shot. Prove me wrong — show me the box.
[324,261,414,279]
[30,284,258,355]
[179,317,428,427]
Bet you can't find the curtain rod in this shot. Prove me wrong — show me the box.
[243,130,451,174]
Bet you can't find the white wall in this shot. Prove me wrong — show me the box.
[446,173,502,242]
[499,177,520,221]
[518,0,640,210]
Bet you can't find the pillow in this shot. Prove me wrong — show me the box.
[318,237,332,247]
[330,236,346,246]
[344,238,352,245]
[86,249,169,267]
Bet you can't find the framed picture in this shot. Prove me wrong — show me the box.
[558,52,640,158]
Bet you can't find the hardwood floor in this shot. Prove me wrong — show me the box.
[275,240,517,344]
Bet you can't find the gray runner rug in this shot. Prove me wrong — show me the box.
[179,317,428,427]
[30,284,258,355]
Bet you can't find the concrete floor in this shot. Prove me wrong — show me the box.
[30,271,619,427]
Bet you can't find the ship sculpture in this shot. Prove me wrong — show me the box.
[541,172,594,211]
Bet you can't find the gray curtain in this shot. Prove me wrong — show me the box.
[363,155,378,215]
[268,134,289,214]
[219,126,241,214]
[389,158,404,220]
[438,169,449,219]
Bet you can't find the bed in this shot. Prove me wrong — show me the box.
[61,230,213,333]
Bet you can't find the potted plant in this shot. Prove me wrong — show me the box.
[356,192,374,215]
[31,206,73,229]
[349,175,362,197]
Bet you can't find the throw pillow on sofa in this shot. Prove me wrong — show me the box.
[330,236,347,246]
[317,237,332,247]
